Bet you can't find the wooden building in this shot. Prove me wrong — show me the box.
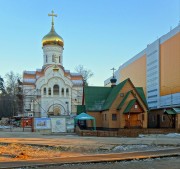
[148,108,180,129]
[79,78,148,130]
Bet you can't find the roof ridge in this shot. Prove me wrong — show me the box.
[102,78,129,110]
[117,90,132,110]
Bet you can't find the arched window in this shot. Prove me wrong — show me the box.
[48,88,51,95]
[59,56,61,63]
[66,88,69,96]
[61,88,64,96]
[53,85,59,95]
[43,88,46,95]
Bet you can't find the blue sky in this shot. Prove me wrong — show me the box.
[0,0,179,85]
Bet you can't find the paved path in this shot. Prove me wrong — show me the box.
[0,132,180,146]
[0,148,180,169]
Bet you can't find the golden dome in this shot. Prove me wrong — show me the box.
[42,10,64,47]
[42,26,64,47]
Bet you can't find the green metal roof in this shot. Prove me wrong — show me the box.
[77,105,86,115]
[117,91,131,110]
[84,86,112,111]
[84,78,148,112]
[123,99,136,114]
[135,87,148,107]
[164,109,176,115]
[173,108,180,114]
[102,79,128,110]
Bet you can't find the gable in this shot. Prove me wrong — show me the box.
[129,100,144,112]
[117,91,131,110]
[102,79,128,110]
[123,99,145,114]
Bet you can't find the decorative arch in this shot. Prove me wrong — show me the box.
[47,103,67,116]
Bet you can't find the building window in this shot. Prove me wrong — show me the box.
[53,85,59,95]
[66,88,69,96]
[148,95,157,99]
[48,88,51,95]
[147,101,157,104]
[112,114,117,121]
[61,88,64,96]
[104,114,106,121]
[59,56,61,63]
[43,88,46,95]
[162,115,166,122]
[135,105,138,109]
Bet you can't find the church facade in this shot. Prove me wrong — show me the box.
[23,11,83,118]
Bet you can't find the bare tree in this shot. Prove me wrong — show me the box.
[75,65,94,86]
[3,71,22,116]
[5,71,21,96]
[0,76,6,96]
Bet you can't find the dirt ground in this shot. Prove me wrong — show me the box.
[0,142,177,162]
[0,143,83,162]
[1,144,179,169]
[0,131,179,168]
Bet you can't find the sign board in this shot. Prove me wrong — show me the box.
[51,117,66,132]
[34,118,51,129]
[66,117,75,131]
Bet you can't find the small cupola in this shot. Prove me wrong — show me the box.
[110,67,117,87]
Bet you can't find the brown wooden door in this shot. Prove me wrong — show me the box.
[125,113,139,128]
[129,114,138,127]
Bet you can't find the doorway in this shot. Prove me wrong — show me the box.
[157,114,160,128]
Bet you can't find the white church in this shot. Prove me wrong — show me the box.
[23,11,83,118]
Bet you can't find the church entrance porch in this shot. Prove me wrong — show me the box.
[47,103,68,116]
[124,113,143,128]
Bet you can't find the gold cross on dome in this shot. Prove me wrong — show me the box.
[48,10,57,26]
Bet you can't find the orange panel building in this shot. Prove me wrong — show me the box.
[105,25,180,109]
[104,25,180,128]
